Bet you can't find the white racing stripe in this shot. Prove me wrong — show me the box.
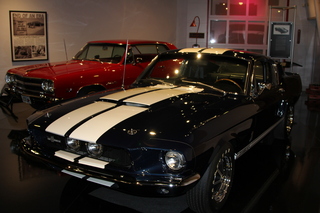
[100,87,159,101]
[69,105,147,143]
[55,150,109,169]
[78,157,109,169]
[47,86,203,143]
[46,102,116,136]
[124,86,203,106]
[55,150,80,162]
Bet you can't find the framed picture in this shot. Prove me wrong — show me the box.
[268,22,293,59]
[9,11,48,61]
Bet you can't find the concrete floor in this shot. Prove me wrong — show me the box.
[0,92,319,213]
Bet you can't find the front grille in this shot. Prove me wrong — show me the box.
[14,75,44,95]
[32,131,132,168]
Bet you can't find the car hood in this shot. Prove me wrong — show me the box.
[8,60,114,79]
[28,85,243,148]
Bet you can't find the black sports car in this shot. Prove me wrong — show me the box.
[17,48,301,212]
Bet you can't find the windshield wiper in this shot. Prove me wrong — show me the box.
[181,79,227,96]
[138,78,175,87]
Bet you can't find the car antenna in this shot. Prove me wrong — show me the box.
[63,39,68,61]
[121,39,129,91]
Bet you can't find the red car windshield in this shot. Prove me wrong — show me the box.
[74,43,126,63]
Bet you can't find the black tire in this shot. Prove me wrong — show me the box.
[187,142,235,213]
[274,104,294,140]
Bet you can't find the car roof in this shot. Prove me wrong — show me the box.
[87,40,174,45]
[178,48,268,60]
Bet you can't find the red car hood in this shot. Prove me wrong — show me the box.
[8,60,112,79]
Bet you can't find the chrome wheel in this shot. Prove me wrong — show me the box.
[187,142,234,213]
[211,149,233,203]
[274,104,295,140]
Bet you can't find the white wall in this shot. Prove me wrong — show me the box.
[289,0,318,88]
[0,0,179,88]
[176,0,208,48]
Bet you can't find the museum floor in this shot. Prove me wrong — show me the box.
[0,92,319,213]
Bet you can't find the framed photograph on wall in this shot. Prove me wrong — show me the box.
[9,11,48,61]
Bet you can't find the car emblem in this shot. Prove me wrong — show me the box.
[127,128,138,135]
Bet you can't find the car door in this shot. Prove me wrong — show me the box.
[251,58,283,137]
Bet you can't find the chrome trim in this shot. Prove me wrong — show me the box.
[16,79,41,87]
[234,117,284,160]
[61,168,200,188]
[181,174,201,186]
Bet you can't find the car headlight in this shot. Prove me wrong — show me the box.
[66,138,80,151]
[41,80,54,92]
[86,143,103,157]
[165,151,186,171]
[5,74,16,84]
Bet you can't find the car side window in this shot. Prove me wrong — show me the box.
[157,45,169,53]
[130,44,168,64]
[265,62,274,85]
[253,60,276,96]
[271,62,280,85]
[254,61,264,84]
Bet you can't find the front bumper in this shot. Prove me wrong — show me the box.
[17,138,200,197]
[5,86,60,104]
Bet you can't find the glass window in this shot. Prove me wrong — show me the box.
[247,21,265,44]
[112,46,125,57]
[272,63,279,84]
[249,0,268,16]
[86,45,112,59]
[254,61,264,82]
[146,54,248,92]
[208,0,270,52]
[131,44,169,54]
[230,0,247,16]
[157,45,169,53]
[265,62,279,85]
[74,44,125,62]
[134,45,157,54]
[211,1,228,15]
[229,21,245,44]
[210,20,227,44]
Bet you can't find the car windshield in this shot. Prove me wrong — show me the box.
[136,53,249,94]
[74,43,125,63]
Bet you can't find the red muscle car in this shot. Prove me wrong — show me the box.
[4,40,176,109]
